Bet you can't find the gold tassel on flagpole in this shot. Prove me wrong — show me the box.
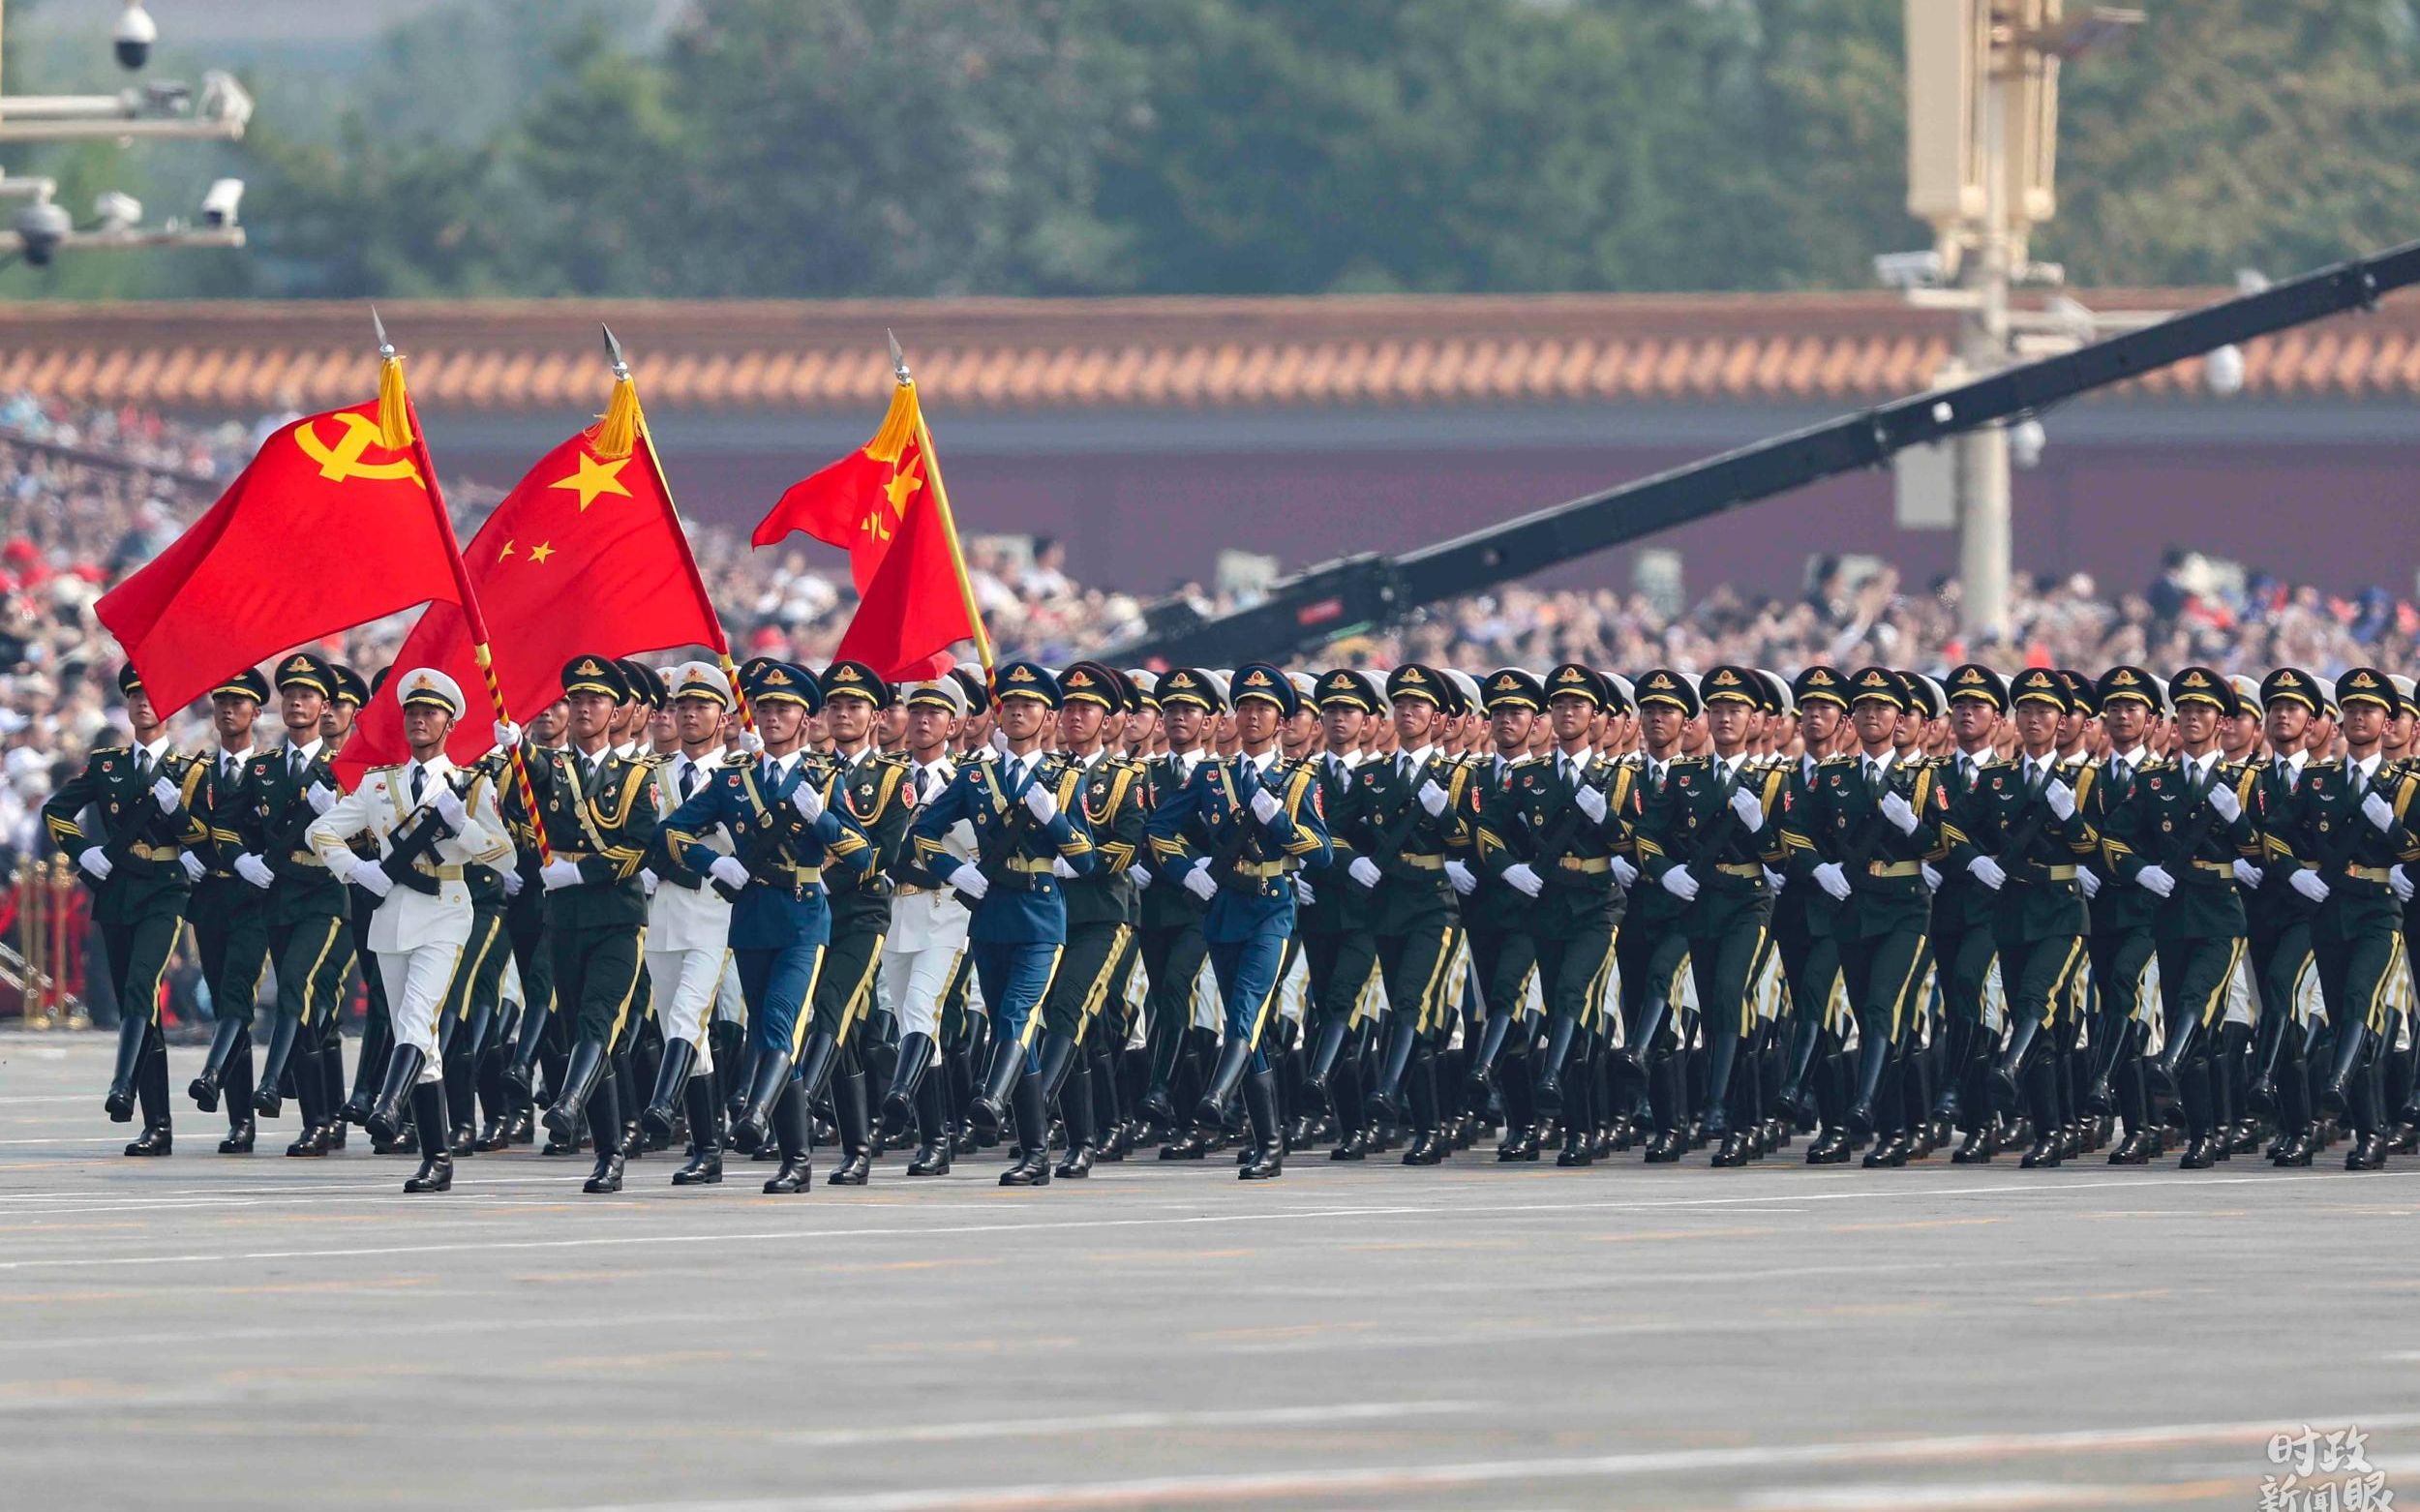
[864,381,920,465]
[375,354,413,450]
[589,375,640,461]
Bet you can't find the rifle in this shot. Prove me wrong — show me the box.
[1362,753,1453,880]
[378,770,475,895]
[715,768,821,903]
[1683,759,1771,870]
[958,757,1063,905]
[2156,762,2238,875]
[1528,760,1615,888]
[95,753,196,878]
[1202,760,1285,894]
[1833,761,1929,884]
[1995,763,2082,883]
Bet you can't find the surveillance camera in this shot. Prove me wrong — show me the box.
[2010,417,2047,470]
[15,200,72,267]
[1873,249,1947,290]
[91,192,143,232]
[2205,344,2246,397]
[113,2,158,72]
[200,178,244,229]
[197,72,255,135]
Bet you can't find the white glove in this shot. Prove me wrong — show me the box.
[640,867,659,896]
[792,782,825,823]
[1445,860,1476,896]
[1052,856,1077,879]
[709,856,750,892]
[352,864,393,900]
[1812,861,1851,901]
[1417,779,1449,818]
[2043,777,2075,821]
[2233,859,2263,891]
[1574,784,1608,825]
[1294,876,1316,905]
[1966,855,2007,892]
[1250,787,1282,825]
[1501,862,1544,898]
[1921,862,1942,891]
[1348,857,1382,890]
[738,730,765,755]
[1660,864,1700,902]
[1610,855,1638,889]
[235,853,274,890]
[948,862,990,901]
[494,720,521,749]
[539,858,583,892]
[1024,782,1058,824]
[1764,865,1785,892]
[1880,790,1919,835]
[326,849,359,886]
[179,852,205,883]
[2133,863,2176,899]
[2395,866,2416,905]
[2364,791,2397,833]
[76,847,112,881]
[434,786,468,829]
[1728,786,1765,829]
[2079,868,2102,900]
[2290,868,2331,904]
[1183,861,1217,901]
[151,776,178,813]
[1131,863,1153,892]
[2207,782,2241,823]
[502,869,525,898]
[306,781,338,815]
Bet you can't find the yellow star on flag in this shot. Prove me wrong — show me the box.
[529,541,556,564]
[548,451,633,511]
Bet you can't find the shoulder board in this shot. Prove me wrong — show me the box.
[1818,755,1855,767]
[365,762,407,775]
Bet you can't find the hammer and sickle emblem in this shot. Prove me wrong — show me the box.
[294,412,423,486]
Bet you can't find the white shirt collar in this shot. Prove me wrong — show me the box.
[1860,748,1894,776]
[2351,751,2382,782]
[2285,748,2311,771]
[2111,745,2144,770]
[217,743,257,768]
[1401,744,1435,770]
[1238,747,1275,777]
[286,737,323,766]
[136,734,172,763]
[1716,750,1748,778]
[915,755,954,782]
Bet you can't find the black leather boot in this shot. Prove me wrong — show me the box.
[1193,1032,1255,1131]
[672,1074,724,1186]
[640,1038,698,1143]
[124,1039,173,1155]
[880,1032,934,1139]
[253,1013,301,1119]
[1845,1015,1892,1136]
[405,1082,454,1193]
[1364,1013,1419,1125]
[728,1051,793,1155]
[1530,1013,1580,1114]
[343,1014,391,1127]
[1239,1069,1285,1179]
[967,1034,1025,1139]
[581,1071,626,1194]
[906,1074,953,1175]
[502,1004,551,1097]
[763,1078,813,1194]
[540,1039,608,1147]
[827,1070,874,1186]
[1989,1013,2041,1112]
[2317,1022,2372,1120]
[189,1014,249,1114]
[364,1045,427,1146]
[103,1013,149,1122]
[1301,1018,1349,1109]
[285,1041,332,1156]
[1053,1051,1097,1180]
[999,1075,1052,1187]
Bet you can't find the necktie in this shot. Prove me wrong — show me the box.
[915,767,932,803]
[409,767,425,804]
[680,761,699,801]
[289,747,304,781]
[132,748,151,786]
[1865,758,1880,789]
[1397,753,1411,781]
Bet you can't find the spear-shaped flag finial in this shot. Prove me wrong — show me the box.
[889,329,911,385]
[372,304,395,363]
[601,322,629,381]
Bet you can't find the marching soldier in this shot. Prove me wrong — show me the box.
[1036,661,1145,1179]
[1136,667,1220,1154]
[45,663,206,1155]
[1772,665,1850,1155]
[184,668,271,1152]
[906,660,1098,1186]
[1631,665,1791,1166]
[2245,669,2332,1164]
[1781,667,1948,1168]
[2078,666,2164,1164]
[1144,661,1329,1178]
[1296,670,1384,1160]
[1461,669,1548,1158]
[635,661,742,1186]
[1340,664,1472,1165]
[1610,669,1698,1163]
[305,669,512,1194]
[657,659,872,1193]
[879,676,979,1174]
[1944,668,2096,1167]
[1932,664,2008,1162]
[809,658,915,1187]
[499,655,663,1194]
[2099,667,2259,1167]
[234,653,357,1158]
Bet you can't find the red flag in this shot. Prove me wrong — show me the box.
[753,384,926,593]
[97,400,464,712]
[831,469,977,681]
[338,392,725,781]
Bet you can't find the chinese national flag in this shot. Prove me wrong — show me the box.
[97,400,464,713]
[753,383,929,593]
[338,390,726,780]
[829,462,977,682]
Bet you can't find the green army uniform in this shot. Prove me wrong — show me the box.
[1296,669,1386,1160]
[183,670,274,1150]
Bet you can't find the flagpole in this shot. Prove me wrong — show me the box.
[892,333,994,685]
[374,309,551,865]
[601,325,754,736]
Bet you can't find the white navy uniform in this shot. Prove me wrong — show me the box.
[645,747,736,1071]
[881,754,977,1057]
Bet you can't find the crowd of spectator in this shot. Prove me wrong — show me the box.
[3,392,2418,888]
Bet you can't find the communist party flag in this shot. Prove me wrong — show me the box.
[754,377,983,681]
[338,374,728,779]
[98,394,465,713]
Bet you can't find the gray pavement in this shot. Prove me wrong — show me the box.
[2,1030,2415,1512]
